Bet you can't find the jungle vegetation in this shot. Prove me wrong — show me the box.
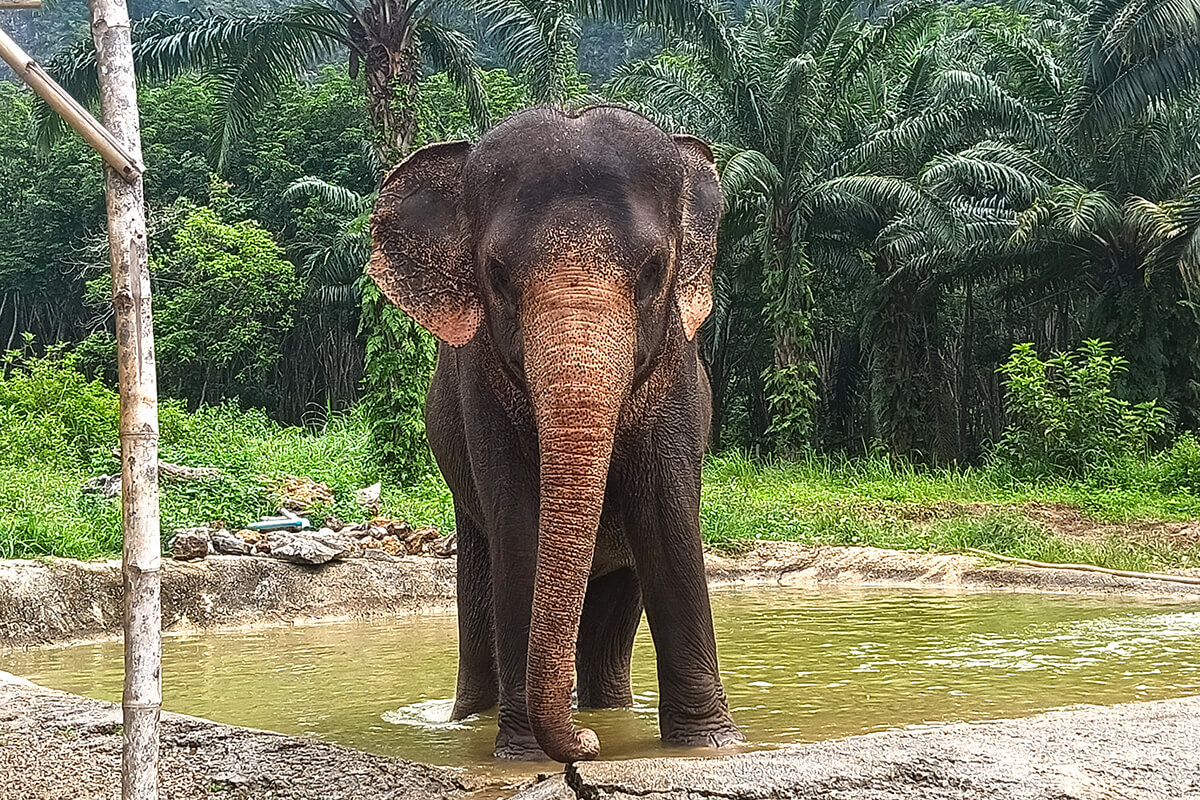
[2,0,1200,562]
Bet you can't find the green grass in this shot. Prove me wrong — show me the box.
[699,451,1200,572]
[2,355,1199,571]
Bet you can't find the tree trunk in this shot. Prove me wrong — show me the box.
[358,0,420,169]
[89,1,162,798]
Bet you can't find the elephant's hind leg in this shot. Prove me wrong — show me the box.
[576,567,642,709]
[451,511,498,719]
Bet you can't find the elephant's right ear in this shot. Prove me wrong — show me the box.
[369,141,482,347]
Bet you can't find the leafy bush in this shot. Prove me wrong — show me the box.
[1152,433,1200,495]
[992,340,1167,478]
[358,278,438,484]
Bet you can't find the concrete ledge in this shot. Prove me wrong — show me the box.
[4,542,1199,647]
[0,555,456,647]
[522,695,1200,799]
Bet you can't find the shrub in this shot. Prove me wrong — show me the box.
[1154,433,1200,495]
[992,340,1167,478]
[358,277,438,484]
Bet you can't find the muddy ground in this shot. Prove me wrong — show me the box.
[3,542,1200,648]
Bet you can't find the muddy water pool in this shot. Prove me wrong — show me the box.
[6,588,1200,778]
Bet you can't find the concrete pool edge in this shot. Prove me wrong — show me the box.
[4,669,1199,800]
[4,542,1200,647]
[523,693,1200,800]
[0,670,476,799]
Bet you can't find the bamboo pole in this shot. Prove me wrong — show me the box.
[88,0,161,797]
[0,1,42,8]
[0,25,142,179]
[967,548,1200,587]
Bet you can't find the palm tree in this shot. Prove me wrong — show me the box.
[36,1,488,169]
[607,0,947,451]
[478,0,582,104]
[278,176,371,416]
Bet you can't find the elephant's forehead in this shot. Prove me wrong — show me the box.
[482,201,667,270]
[464,110,684,219]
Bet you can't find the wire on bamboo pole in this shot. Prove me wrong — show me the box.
[0,1,43,8]
[967,548,1200,587]
[87,0,162,797]
[0,25,142,179]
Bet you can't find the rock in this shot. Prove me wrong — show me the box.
[356,482,382,514]
[267,530,352,565]
[363,548,401,562]
[168,528,211,561]
[380,535,402,556]
[404,527,441,555]
[360,537,382,550]
[368,526,388,539]
[371,517,411,538]
[324,516,345,532]
[236,529,261,544]
[429,531,457,558]
[268,475,335,512]
[210,529,253,556]
[81,474,122,499]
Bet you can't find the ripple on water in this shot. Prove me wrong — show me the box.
[382,698,475,730]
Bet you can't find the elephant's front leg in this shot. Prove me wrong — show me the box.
[488,493,544,759]
[451,510,498,720]
[618,438,742,748]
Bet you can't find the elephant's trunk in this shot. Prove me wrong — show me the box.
[522,275,635,763]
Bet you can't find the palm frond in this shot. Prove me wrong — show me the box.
[34,6,346,164]
[417,18,489,128]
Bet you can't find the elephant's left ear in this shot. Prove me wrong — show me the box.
[674,135,723,341]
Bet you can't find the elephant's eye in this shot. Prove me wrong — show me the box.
[487,257,517,308]
[636,249,668,308]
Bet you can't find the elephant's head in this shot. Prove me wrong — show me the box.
[368,106,722,762]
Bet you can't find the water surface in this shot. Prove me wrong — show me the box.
[6,588,1200,777]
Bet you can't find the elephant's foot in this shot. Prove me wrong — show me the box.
[661,712,744,750]
[494,729,550,761]
[451,677,498,720]
[451,693,496,721]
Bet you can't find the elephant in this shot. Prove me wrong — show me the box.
[367,105,743,763]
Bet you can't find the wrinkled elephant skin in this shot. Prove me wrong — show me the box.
[368,105,742,763]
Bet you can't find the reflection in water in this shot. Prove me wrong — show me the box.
[6,588,1200,778]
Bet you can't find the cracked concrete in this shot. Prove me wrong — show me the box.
[511,695,1200,800]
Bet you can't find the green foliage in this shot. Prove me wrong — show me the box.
[148,205,304,409]
[414,69,532,146]
[358,278,439,484]
[993,341,1168,478]
[0,350,452,559]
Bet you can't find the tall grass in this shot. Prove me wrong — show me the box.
[4,353,1200,570]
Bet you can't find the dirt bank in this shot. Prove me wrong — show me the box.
[0,671,473,800]
[4,543,1200,647]
[516,694,1200,800]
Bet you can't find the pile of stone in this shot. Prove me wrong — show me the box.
[168,520,456,565]
[166,474,456,566]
